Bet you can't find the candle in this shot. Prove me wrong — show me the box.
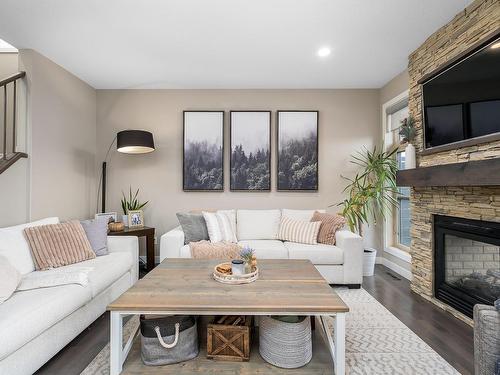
[231,259,245,275]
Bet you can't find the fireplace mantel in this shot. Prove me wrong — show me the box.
[396,158,500,187]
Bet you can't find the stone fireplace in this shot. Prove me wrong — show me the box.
[406,0,500,324]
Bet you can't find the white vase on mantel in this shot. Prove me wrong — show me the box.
[122,214,128,226]
[405,143,416,169]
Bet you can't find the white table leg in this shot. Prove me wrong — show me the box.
[333,313,346,375]
[110,311,123,375]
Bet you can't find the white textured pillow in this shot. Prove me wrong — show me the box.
[217,209,237,240]
[202,211,237,243]
[0,217,60,275]
[0,255,21,304]
[18,267,92,291]
[277,217,321,245]
[236,209,281,240]
[282,209,326,222]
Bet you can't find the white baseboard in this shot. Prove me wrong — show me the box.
[375,256,413,281]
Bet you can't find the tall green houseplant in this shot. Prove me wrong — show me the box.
[338,146,399,234]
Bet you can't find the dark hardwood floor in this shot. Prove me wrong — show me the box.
[36,265,474,375]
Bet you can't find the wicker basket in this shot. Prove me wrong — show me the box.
[259,316,312,369]
[207,316,252,362]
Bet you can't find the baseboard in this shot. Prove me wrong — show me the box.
[375,256,413,281]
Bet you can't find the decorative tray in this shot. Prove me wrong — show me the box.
[213,262,259,285]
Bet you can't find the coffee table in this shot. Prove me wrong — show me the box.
[108,259,349,374]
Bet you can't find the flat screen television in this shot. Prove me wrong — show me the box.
[422,36,500,149]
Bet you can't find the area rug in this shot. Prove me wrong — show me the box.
[81,288,459,374]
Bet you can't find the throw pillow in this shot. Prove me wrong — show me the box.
[277,217,321,245]
[310,211,346,245]
[0,217,60,275]
[80,217,109,256]
[202,211,237,243]
[24,221,96,270]
[0,255,21,304]
[176,213,210,245]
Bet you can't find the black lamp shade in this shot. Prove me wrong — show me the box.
[117,130,155,154]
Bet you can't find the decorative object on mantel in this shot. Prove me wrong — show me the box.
[97,130,154,213]
[121,187,148,225]
[398,115,416,169]
[213,261,259,284]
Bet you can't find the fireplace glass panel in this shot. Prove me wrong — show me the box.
[444,234,500,303]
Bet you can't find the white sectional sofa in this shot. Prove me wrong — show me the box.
[160,209,363,286]
[0,218,139,375]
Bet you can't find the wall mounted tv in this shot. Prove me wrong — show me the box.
[422,35,500,150]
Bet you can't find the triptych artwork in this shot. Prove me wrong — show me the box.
[183,110,318,192]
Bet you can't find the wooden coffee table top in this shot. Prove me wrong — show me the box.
[108,259,349,314]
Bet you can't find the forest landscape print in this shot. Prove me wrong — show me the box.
[183,111,224,191]
[277,111,318,191]
[230,111,271,191]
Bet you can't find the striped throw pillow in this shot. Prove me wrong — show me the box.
[277,217,321,245]
[202,211,237,243]
[310,211,346,245]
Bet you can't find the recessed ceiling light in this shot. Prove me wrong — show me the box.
[317,47,331,57]
[491,41,500,49]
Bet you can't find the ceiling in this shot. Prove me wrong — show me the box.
[0,0,472,89]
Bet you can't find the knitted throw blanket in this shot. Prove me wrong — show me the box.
[189,241,241,259]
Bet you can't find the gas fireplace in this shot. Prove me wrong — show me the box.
[434,215,500,318]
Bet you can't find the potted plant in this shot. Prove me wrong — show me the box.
[398,115,416,169]
[337,146,399,276]
[120,187,149,224]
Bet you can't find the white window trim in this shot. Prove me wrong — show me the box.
[382,90,411,256]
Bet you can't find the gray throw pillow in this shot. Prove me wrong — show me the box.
[176,213,209,245]
[80,217,108,256]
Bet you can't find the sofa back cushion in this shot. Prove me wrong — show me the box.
[281,209,325,222]
[237,209,281,240]
[24,221,96,270]
[0,217,60,275]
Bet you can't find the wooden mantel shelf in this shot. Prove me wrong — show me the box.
[396,158,500,187]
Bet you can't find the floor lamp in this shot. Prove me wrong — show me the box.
[98,130,155,213]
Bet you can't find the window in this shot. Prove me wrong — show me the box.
[382,90,411,251]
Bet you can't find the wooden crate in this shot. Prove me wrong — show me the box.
[207,316,252,362]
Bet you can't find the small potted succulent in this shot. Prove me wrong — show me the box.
[120,187,149,224]
[398,115,416,169]
[240,246,256,274]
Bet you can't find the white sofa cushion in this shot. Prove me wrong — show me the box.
[238,240,288,259]
[281,209,325,222]
[0,256,21,304]
[0,217,60,275]
[284,241,343,265]
[237,209,281,240]
[0,283,91,360]
[58,252,132,298]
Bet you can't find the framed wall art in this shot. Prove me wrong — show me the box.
[230,111,271,191]
[183,111,224,191]
[277,110,318,191]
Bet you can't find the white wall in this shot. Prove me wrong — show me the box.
[97,89,382,256]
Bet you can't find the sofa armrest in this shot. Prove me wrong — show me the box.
[107,236,139,283]
[160,226,185,262]
[336,229,363,284]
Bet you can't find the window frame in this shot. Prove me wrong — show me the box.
[382,90,411,253]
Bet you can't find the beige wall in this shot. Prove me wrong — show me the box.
[0,52,18,78]
[97,89,381,254]
[18,49,97,222]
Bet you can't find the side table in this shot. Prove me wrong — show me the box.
[109,226,156,271]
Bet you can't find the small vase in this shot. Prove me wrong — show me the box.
[122,214,128,226]
[405,143,416,169]
[244,262,252,274]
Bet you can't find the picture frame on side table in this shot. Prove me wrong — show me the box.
[95,212,118,223]
[277,110,319,191]
[183,111,225,191]
[127,210,144,228]
[230,111,271,191]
